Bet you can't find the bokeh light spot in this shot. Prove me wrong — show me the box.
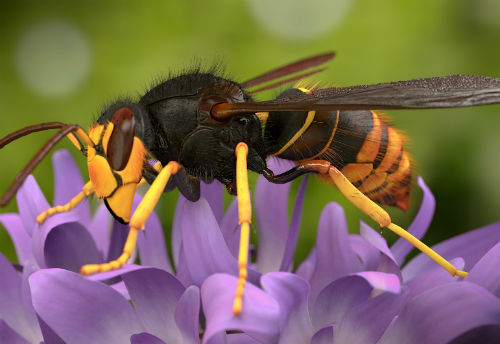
[246,0,355,41]
[15,19,92,97]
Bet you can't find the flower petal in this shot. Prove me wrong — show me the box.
[465,242,500,297]
[295,249,316,281]
[280,176,308,271]
[174,286,201,344]
[219,198,240,258]
[308,203,362,307]
[106,219,130,261]
[261,272,313,343]
[130,333,166,344]
[88,203,111,259]
[201,273,280,344]
[172,195,187,266]
[133,194,172,273]
[377,282,500,344]
[180,199,237,285]
[0,320,30,344]
[311,275,373,331]
[311,326,334,344]
[37,317,65,344]
[403,222,500,281]
[360,221,401,277]
[0,253,42,343]
[227,333,263,343]
[255,158,291,273]
[201,180,224,223]
[29,269,142,344]
[448,325,500,344]
[0,213,34,265]
[16,175,50,236]
[122,268,185,344]
[52,150,91,226]
[405,257,464,300]
[349,234,380,271]
[391,177,434,264]
[335,289,409,344]
[43,221,100,272]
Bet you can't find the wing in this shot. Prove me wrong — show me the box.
[212,75,500,120]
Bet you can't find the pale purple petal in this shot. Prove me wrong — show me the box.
[30,269,142,344]
[227,333,262,343]
[261,272,313,342]
[280,176,308,271]
[122,268,185,343]
[174,286,201,344]
[255,159,291,273]
[52,150,91,226]
[0,254,42,343]
[16,175,50,235]
[360,221,401,277]
[176,245,193,286]
[133,194,172,273]
[219,198,240,258]
[0,320,30,344]
[87,264,146,281]
[31,209,97,270]
[406,258,464,299]
[130,333,166,344]
[308,203,362,307]
[172,195,187,266]
[378,282,500,344]
[43,221,100,272]
[296,249,316,281]
[349,234,380,271]
[311,326,334,344]
[37,316,65,344]
[448,325,500,344]
[391,177,434,264]
[355,271,401,294]
[311,275,374,331]
[180,199,237,285]
[106,219,129,261]
[466,242,500,297]
[88,203,111,259]
[403,222,500,281]
[335,289,409,344]
[201,273,280,344]
[267,157,296,174]
[0,213,33,265]
[201,180,224,223]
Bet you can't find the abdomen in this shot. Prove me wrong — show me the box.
[264,100,412,211]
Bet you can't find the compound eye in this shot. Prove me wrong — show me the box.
[107,107,136,171]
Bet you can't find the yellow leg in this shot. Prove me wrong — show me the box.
[326,165,467,278]
[80,161,180,275]
[37,181,95,224]
[233,143,251,316]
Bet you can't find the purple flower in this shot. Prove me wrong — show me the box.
[0,153,499,343]
[0,149,172,276]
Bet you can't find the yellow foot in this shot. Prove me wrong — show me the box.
[80,253,130,275]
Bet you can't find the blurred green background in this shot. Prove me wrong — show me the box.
[0,0,498,265]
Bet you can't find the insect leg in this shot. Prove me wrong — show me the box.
[37,181,95,223]
[233,143,251,316]
[297,160,468,278]
[80,161,180,275]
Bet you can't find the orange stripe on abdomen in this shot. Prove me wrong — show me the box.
[356,111,382,163]
[375,127,402,173]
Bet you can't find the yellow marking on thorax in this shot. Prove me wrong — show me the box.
[272,110,316,156]
[256,112,269,126]
[297,110,340,163]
